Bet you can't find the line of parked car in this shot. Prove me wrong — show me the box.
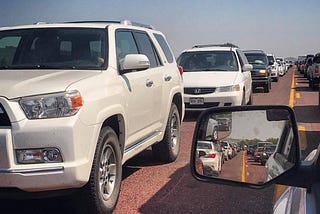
[297,53,320,90]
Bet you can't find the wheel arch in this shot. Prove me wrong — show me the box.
[172,92,183,123]
[101,114,126,156]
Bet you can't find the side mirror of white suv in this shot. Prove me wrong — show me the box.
[122,54,150,73]
[242,64,253,72]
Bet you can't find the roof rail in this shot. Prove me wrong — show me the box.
[120,20,155,29]
[62,20,155,29]
[192,43,239,48]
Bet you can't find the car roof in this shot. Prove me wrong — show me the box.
[243,50,266,54]
[182,43,239,53]
[0,20,157,32]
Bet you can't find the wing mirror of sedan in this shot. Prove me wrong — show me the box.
[242,64,253,72]
[190,105,307,188]
[121,54,150,74]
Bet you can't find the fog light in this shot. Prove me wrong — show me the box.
[16,148,63,164]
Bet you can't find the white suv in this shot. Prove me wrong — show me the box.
[0,20,184,213]
[177,44,253,111]
[267,53,279,81]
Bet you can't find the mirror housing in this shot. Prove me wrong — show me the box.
[121,54,150,73]
[242,64,253,72]
[190,105,303,189]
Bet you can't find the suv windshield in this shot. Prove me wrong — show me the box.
[0,28,106,70]
[177,51,239,72]
[245,53,268,65]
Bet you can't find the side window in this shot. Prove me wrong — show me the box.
[115,30,139,69]
[154,33,174,63]
[0,36,21,66]
[133,31,160,68]
[237,50,249,69]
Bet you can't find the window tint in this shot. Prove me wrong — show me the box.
[244,53,268,65]
[236,50,247,68]
[313,55,320,63]
[0,28,106,70]
[115,31,139,66]
[154,33,174,63]
[133,31,160,68]
[177,51,239,72]
[0,36,21,67]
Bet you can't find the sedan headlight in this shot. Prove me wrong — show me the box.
[19,90,83,119]
[215,84,240,92]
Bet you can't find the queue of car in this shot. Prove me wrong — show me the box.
[246,142,277,165]
[298,53,320,90]
[177,43,291,113]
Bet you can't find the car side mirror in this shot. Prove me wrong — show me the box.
[120,54,150,74]
[242,64,253,72]
[190,105,300,187]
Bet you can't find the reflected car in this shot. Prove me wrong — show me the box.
[220,141,234,159]
[254,147,265,162]
[196,140,223,176]
[260,144,277,165]
[217,118,232,131]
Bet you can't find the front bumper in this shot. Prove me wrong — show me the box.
[0,99,99,192]
[184,91,243,111]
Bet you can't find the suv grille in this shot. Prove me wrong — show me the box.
[184,87,216,95]
[0,104,11,127]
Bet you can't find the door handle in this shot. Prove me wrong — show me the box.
[164,75,172,82]
[146,79,154,87]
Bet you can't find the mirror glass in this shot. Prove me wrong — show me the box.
[193,108,296,185]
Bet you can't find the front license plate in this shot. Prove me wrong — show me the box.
[190,98,204,105]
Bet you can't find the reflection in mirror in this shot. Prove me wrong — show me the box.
[194,109,296,185]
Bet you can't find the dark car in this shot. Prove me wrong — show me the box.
[253,147,265,162]
[217,118,231,131]
[260,144,277,165]
[243,50,271,93]
[247,144,257,156]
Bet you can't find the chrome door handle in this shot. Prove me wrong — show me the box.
[146,79,154,87]
[164,75,172,82]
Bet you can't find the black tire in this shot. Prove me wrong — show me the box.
[152,103,181,163]
[247,91,253,105]
[274,77,279,82]
[264,82,270,93]
[76,127,122,214]
[241,91,246,105]
[309,79,313,89]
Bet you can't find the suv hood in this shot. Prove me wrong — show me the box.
[0,70,100,99]
[183,71,239,87]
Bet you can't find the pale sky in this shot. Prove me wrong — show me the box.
[1,0,319,58]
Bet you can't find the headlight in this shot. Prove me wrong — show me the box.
[215,84,240,92]
[19,90,83,119]
[259,69,267,75]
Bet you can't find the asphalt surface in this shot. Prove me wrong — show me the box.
[2,66,318,214]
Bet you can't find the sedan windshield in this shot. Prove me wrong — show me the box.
[0,28,106,70]
[177,51,239,72]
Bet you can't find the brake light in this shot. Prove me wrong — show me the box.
[316,65,319,74]
[209,154,216,158]
[178,65,183,75]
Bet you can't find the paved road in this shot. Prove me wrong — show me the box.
[2,66,317,214]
